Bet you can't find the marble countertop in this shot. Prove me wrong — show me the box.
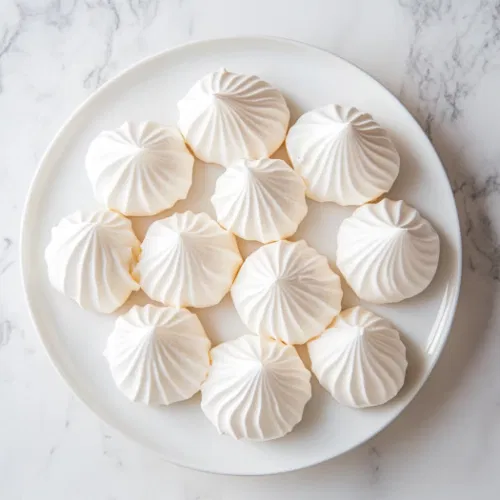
[1,0,499,498]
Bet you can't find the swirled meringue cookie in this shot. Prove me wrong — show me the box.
[177,68,290,166]
[104,304,210,405]
[85,121,194,216]
[211,158,307,243]
[337,199,440,304]
[137,211,242,308]
[286,105,400,205]
[201,334,311,441]
[44,210,140,313]
[231,240,343,345]
[308,307,407,408]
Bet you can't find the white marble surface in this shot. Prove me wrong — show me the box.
[1,0,499,498]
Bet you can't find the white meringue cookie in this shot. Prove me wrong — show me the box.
[177,68,290,166]
[211,158,307,243]
[137,211,242,308]
[104,304,210,405]
[85,121,194,216]
[231,240,343,345]
[308,307,407,408]
[337,199,440,303]
[286,105,400,205]
[201,334,311,441]
[44,210,140,313]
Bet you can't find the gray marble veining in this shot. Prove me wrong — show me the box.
[400,0,500,281]
[1,0,500,499]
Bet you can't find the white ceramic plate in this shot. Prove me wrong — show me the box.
[21,37,461,475]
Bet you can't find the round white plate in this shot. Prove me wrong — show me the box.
[21,37,461,475]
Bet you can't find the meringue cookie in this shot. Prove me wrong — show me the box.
[44,210,140,313]
[286,105,400,205]
[178,68,290,165]
[337,199,440,303]
[85,121,194,216]
[211,158,307,243]
[104,304,210,405]
[308,307,407,408]
[231,240,343,345]
[137,211,242,308]
[201,334,311,441]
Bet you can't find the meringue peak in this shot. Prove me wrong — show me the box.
[45,210,140,313]
[105,305,210,406]
[308,307,407,408]
[211,158,307,243]
[86,121,194,216]
[137,211,242,308]
[337,121,356,136]
[201,335,311,441]
[231,239,342,345]
[178,69,290,165]
[356,326,366,337]
[337,198,440,303]
[286,104,400,206]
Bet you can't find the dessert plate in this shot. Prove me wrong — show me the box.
[21,37,461,475]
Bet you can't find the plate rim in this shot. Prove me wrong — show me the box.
[20,35,463,476]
